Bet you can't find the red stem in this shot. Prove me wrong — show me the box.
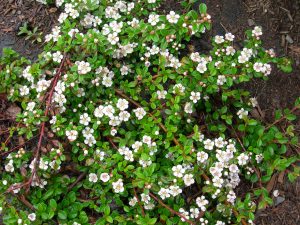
[149,192,195,225]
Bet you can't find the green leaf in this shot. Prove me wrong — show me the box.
[58,210,67,220]
[199,3,207,14]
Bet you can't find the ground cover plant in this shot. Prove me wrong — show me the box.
[0,0,299,224]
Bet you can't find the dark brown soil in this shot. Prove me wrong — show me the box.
[0,0,299,225]
[0,0,58,60]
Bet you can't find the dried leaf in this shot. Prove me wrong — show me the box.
[20,166,27,177]
[51,139,60,147]
[6,104,21,119]
[18,136,25,145]
[41,147,48,153]
[278,171,285,184]
[266,174,278,193]
[49,8,58,13]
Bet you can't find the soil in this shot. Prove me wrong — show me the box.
[0,0,299,224]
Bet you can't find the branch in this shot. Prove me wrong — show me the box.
[6,55,67,194]
[133,188,145,217]
[149,192,195,225]
[68,172,87,191]
[265,106,299,130]
[17,194,35,211]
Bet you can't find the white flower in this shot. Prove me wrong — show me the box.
[68,28,79,37]
[100,173,110,182]
[148,14,160,26]
[141,193,150,203]
[119,111,130,121]
[167,11,180,24]
[252,26,262,37]
[172,165,185,178]
[77,61,91,75]
[183,174,195,186]
[184,102,193,114]
[84,135,96,146]
[237,153,249,166]
[112,179,124,193]
[229,164,239,173]
[237,108,248,119]
[116,99,129,111]
[217,75,226,85]
[190,92,201,103]
[173,83,185,94]
[169,185,182,197]
[5,162,14,173]
[196,196,208,211]
[89,173,98,183]
[215,35,224,44]
[158,188,170,200]
[120,65,130,75]
[227,190,236,204]
[196,62,207,73]
[69,8,79,19]
[133,107,146,120]
[79,113,91,125]
[190,207,200,219]
[225,33,235,41]
[66,130,78,142]
[142,135,152,146]
[107,32,119,45]
[94,105,104,118]
[52,51,63,63]
[102,76,113,87]
[19,86,29,96]
[103,105,115,118]
[26,102,36,111]
[203,139,214,150]
[129,197,138,206]
[39,158,49,170]
[157,90,167,99]
[253,62,264,72]
[36,79,51,93]
[28,213,36,221]
[226,46,236,56]
[179,208,190,222]
[255,154,263,163]
[197,151,208,163]
[214,137,225,148]
[249,97,258,108]
[132,141,143,152]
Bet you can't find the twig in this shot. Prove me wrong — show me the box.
[231,207,247,225]
[133,188,145,217]
[25,54,67,192]
[68,172,87,191]
[265,106,299,130]
[6,55,67,194]
[17,194,35,211]
[107,136,118,150]
[149,192,195,225]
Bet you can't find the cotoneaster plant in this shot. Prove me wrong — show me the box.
[0,0,299,225]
